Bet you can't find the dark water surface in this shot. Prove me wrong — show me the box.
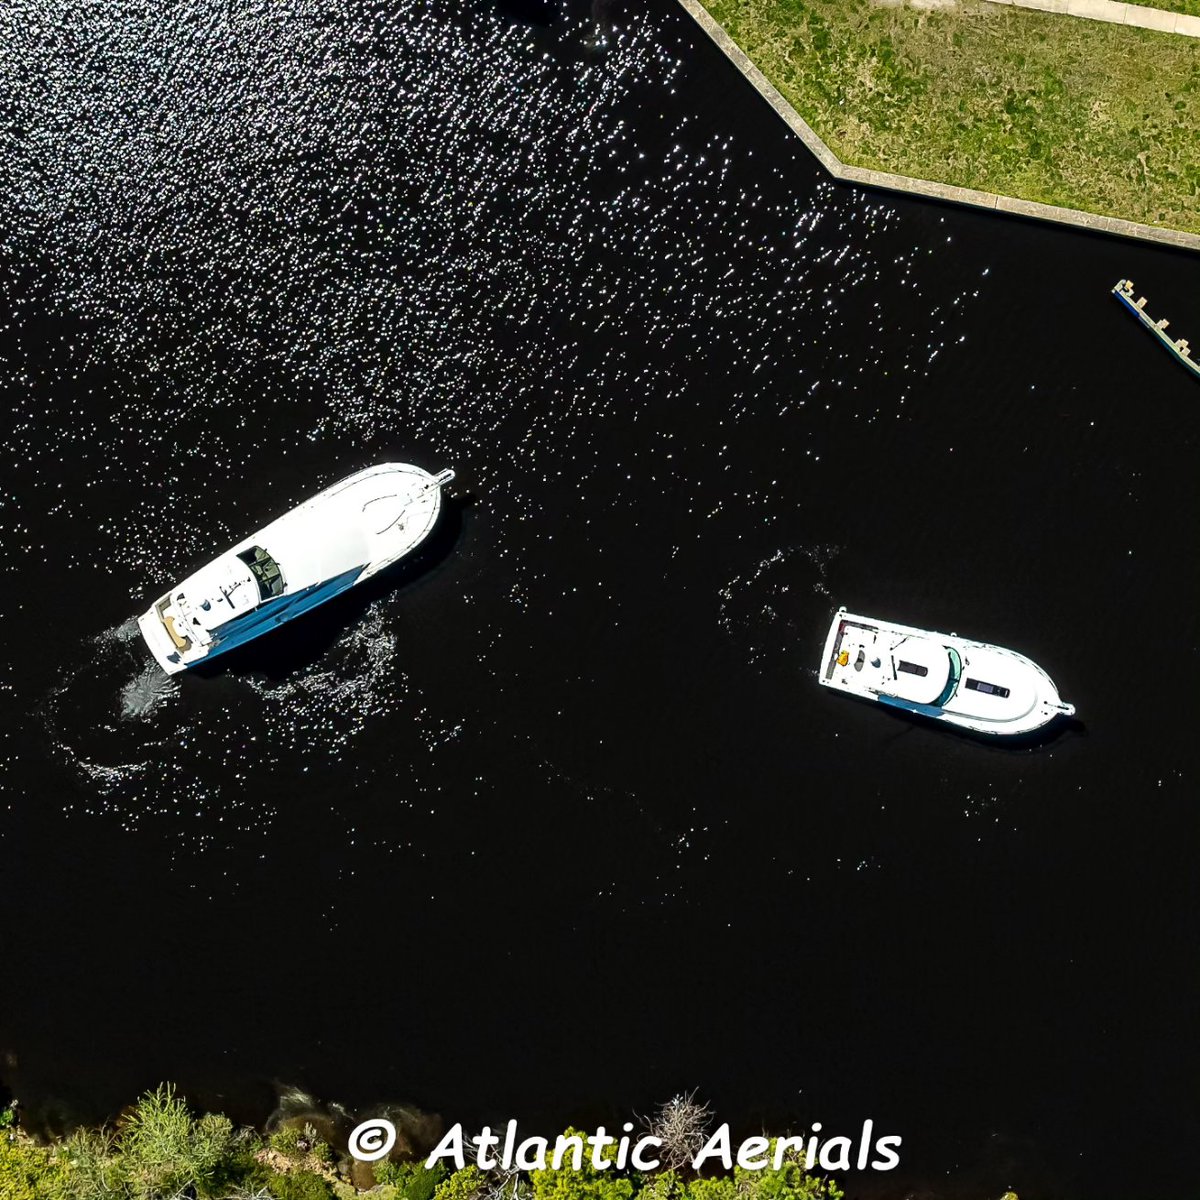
[1,1,1197,1195]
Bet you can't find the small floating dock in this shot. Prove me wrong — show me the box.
[1112,279,1200,382]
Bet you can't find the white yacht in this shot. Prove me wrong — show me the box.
[820,608,1074,736]
[138,463,454,674]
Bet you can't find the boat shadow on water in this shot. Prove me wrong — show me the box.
[874,702,1087,753]
[190,492,474,684]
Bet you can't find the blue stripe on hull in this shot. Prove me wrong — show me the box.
[198,566,365,665]
[876,694,945,720]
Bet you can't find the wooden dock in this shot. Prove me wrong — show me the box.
[1112,279,1200,381]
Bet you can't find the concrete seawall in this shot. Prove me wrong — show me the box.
[990,0,1200,39]
[678,0,1200,253]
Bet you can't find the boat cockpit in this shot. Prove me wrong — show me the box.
[237,545,286,601]
[931,646,962,707]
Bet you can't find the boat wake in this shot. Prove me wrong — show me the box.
[56,618,180,723]
[718,544,839,668]
[37,619,180,794]
[240,604,406,763]
[266,1084,443,1163]
[119,663,180,720]
[38,604,412,850]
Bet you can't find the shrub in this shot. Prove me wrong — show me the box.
[529,1129,635,1200]
[201,1129,268,1197]
[637,1170,687,1200]
[0,1131,68,1200]
[267,1167,336,1200]
[645,1093,713,1174]
[269,1124,310,1160]
[59,1126,123,1194]
[684,1181,738,1200]
[269,1121,334,1166]
[375,1157,449,1200]
[736,1140,843,1200]
[120,1083,238,1198]
[431,1163,488,1200]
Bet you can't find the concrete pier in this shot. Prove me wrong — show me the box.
[1113,279,1200,378]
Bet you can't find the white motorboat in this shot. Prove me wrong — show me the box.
[138,463,454,674]
[819,608,1075,736]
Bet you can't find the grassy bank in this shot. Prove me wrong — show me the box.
[697,0,1200,234]
[1,1089,848,1200]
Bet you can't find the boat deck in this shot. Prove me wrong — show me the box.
[826,617,954,707]
[155,597,192,652]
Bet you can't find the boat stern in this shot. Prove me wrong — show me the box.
[137,597,191,675]
[818,607,850,686]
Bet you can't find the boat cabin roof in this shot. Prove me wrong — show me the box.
[255,507,369,594]
[887,636,953,705]
[178,556,260,628]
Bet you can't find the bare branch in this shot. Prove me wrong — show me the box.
[641,1091,713,1174]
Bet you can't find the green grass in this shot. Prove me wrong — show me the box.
[699,0,1200,234]
[1135,0,1200,17]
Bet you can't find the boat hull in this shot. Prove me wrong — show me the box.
[819,608,1074,737]
[138,463,453,674]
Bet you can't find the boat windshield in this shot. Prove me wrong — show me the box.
[237,546,286,601]
[932,646,963,708]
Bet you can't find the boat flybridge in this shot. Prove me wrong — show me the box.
[138,463,454,675]
[820,608,1074,736]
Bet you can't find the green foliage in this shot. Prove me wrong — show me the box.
[675,1164,843,1200]
[684,1179,738,1200]
[203,1133,268,1197]
[268,1166,337,1200]
[373,1156,404,1184]
[636,1170,686,1200]
[0,1106,14,1130]
[270,1124,310,1160]
[1131,0,1200,16]
[1,1097,843,1200]
[634,1140,842,1200]
[431,1163,488,1200]
[121,1083,192,1159]
[193,1112,239,1178]
[59,1126,126,1196]
[375,1157,449,1200]
[117,1084,242,1198]
[730,1141,843,1200]
[0,1132,68,1200]
[529,1129,636,1200]
[269,1122,335,1169]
